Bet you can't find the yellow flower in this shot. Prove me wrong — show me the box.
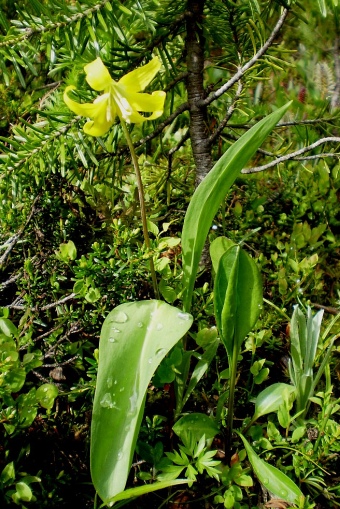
[64,56,166,136]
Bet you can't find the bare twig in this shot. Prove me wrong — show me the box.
[242,137,340,174]
[135,102,189,148]
[209,81,243,144]
[42,355,79,368]
[0,272,22,291]
[228,117,340,129]
[167,129,190,177]
[199,9,289,107]
[6,292,76,311]
[164,71,188,92]
[312,303,340,315]
[0,195,40,267]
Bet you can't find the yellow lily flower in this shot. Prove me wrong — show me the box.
[64,57,166,136]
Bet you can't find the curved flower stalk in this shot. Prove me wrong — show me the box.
[64,56,166,136]
[64,56,166,298]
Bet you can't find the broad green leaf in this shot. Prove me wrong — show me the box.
[253,383,296,419]
[56,240,77,262]
[15,482,32,502]
[36,383,58,409]
[239,433,303,505]
[6,368,26,392]
[210,237,235,273]
[181,102,292,312]
[173,413,220,442]
[91,300,192,503]
[1,462,15,483]
[214,245,262,359]
[0,318,18,338]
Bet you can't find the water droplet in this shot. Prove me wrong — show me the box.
[107,377,113,388]
[280,489,287,497]
[100,393,112,408]
[109,337,116,343]
[111,327,121,334]
[137,322,144,328]
[114,379,118,385]
[177,312,190,321]
[262,478,269,485]
[258,304,263,309]
[129,391,138,414]
[156,323,163,331]
[117,451,123,460]
[156,348,167,357]
[296,278,301,283]
[119,387,125,392]
[211,224,218,230]
[148,357,153,364]
[43,387,48,392]
[111,311,128,323]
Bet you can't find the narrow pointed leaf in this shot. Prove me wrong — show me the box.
[181,102,292,312]
[239,434,303,505]
[91,301,192,502]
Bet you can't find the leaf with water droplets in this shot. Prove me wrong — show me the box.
[91,300,193,503]
[238,433,303,505]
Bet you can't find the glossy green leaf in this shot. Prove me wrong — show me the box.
[91,300,193,503]
[105,479,189,506]
[214,245,262,359]
[210,237,235,273]
[253,383,296,420]
[181,102,292,312]
[15,482,32,502]
[36,383,58,409]
[173,413,220,442]
[239,433,303,505]
[1,462,15,483]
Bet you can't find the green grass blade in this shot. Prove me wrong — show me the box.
[181,102,292,312]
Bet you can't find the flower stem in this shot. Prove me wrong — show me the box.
[120,119,159,299]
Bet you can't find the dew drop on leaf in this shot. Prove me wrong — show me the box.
[111,327,121,333]
[107,377,113,388]
[156,323,163,330]
[148,357,153,364]
[111,311,128,323]
[177,312,191,321]
[117,451,123,460]
[100,393,112,408]
[262,478,269,485]
[156,348,167,357]
[137,322,144,328]
[109,337,116,343]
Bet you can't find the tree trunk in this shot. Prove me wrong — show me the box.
[186,0,213,185]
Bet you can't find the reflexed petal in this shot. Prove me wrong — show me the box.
[64,86,100,116]
[84,57,112,91]
[118,57,162,92]
[83,94,115,136]
[126,90,166,113]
